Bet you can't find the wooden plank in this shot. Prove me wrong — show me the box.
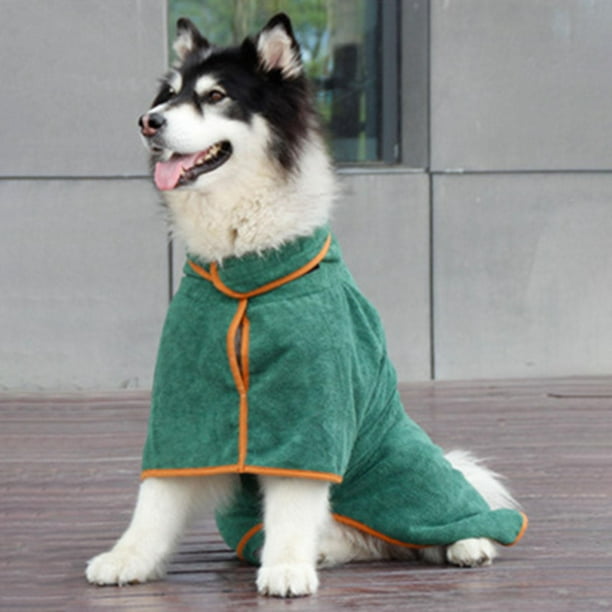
[1,378,611,610]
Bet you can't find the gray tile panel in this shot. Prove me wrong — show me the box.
[0,179,168,389]
[334,171,431,381]
[0,0,166,178]
[431,0,612,171]
[433,173,612,379]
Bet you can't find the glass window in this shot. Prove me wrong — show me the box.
[167,0,400,164]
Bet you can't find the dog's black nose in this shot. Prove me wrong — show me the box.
[139,112,166,137]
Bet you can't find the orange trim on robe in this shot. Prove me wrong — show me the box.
[141,464,343,482]
[231,510,529,565]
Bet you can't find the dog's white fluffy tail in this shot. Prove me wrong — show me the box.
[445,450,521,511]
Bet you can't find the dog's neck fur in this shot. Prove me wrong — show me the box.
[163,133,337,263]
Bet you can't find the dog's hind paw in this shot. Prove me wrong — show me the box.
[446,538,497,568]
[256,563,319,597]
[86,549,164,586]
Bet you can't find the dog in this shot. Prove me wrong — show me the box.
[86,14,527,597]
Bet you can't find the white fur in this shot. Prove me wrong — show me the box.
[149,101,240,158]
[194,75,220,97]
[444,450,521,511]
[173,33,192,60]
[167,70,183,95]
[256,477,330,597]
[172,25,210,62]
[446,538,497,568]
[86,475,237,585]
[163,117,336,262]
[173,30,197,61]
[257,25,302,78]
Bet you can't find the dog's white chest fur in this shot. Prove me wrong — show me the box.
[164,135,336,262]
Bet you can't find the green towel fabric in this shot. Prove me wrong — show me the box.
[142,226,527,565]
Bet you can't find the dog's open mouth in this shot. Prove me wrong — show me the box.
[154,141,232,190]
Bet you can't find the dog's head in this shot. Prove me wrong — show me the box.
[139,14,314,193]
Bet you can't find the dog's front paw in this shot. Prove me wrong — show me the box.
[446,538,497,568]
[256,563,319,597]
[86,549,164,586]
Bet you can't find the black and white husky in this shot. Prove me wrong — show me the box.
[86,14,522,597]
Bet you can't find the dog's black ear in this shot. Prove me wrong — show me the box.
[256,13,302,78]
[173,18,210,60]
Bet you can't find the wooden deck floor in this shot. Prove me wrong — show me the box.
[1,377,611,611]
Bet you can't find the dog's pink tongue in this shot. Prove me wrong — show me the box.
[154,153,200,190]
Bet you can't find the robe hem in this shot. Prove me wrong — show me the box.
[140,464,343,483]
[233,511,529,563]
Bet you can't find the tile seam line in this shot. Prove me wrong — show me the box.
[3,169,612,181]
[0,175,152,181]
[429,169,612,176]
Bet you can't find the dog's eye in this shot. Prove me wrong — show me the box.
[207,90,226,104]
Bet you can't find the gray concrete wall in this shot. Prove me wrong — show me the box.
[0,0,168,389]
[429,0,612,379]
[2,0,611,389]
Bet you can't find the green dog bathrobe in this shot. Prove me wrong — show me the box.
[142,227,527,564]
